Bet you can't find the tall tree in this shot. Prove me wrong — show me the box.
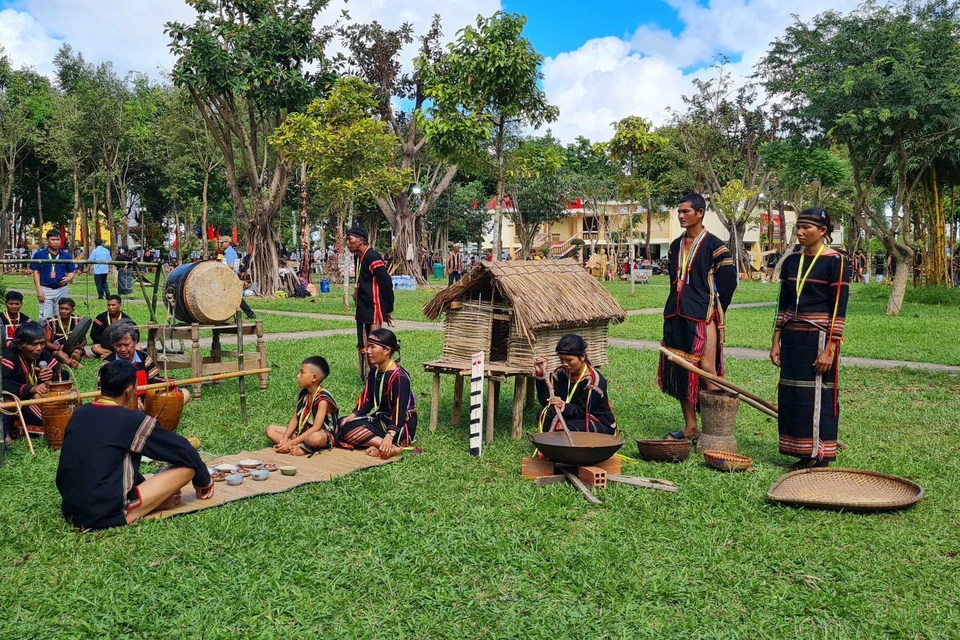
[270,77,409,309]
[607,116,668,293]
[670,58,779,272]
[0,49,53,255]
[759,0,960,313]
[419,11,558,260]
[166,0,339,297]
[340,17,459,281]
[506,133,568,258]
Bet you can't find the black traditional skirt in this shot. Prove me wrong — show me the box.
[777,322,839,461]
[658,315,725,407]
[338,411,417,447]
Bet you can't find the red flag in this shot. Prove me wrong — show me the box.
[231,225,238,244]
[207,225,216,241]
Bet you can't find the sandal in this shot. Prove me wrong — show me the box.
[664,430,699,442]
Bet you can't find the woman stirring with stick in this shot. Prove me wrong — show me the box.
[533,334,617,435]
[770,208,850,470]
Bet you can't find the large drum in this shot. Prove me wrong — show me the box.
[165,261,243,325]
[144,388,184,432]
[42,381,78,451]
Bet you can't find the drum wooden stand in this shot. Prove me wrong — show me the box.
[145,321,268,399]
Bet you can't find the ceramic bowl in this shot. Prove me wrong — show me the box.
[279,466,297,476]
[225,473,244,486]
[214,463,239,473]
[250,469,269,481]
[237,459,263,468]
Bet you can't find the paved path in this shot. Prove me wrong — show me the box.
[17,289,957,373]
[625,301,776,316]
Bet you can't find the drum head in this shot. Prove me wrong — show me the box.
[101,318,140,350]
[63,317,92,353]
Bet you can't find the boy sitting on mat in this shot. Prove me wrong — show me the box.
[56,360,214,530]
[265,356,340,455]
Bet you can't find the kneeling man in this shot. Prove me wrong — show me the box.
[56,360,213,530]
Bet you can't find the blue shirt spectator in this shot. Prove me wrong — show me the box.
[89,244,111,275]
[31,247,77,287]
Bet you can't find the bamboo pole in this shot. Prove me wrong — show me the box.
[0,367,270,411]
[657,346,779,419]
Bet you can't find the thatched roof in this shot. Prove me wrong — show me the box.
[422,258,627,340]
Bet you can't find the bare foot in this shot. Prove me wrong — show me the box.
[782,459,818,471]
[365,446,380,457]
[289,446,306,457]
[157,491,182,511]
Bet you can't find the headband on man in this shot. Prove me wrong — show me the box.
[346,227,369,242]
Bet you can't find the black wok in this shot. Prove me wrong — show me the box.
[528,431,625,466]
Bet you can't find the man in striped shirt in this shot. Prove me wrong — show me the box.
[446,244,464,285]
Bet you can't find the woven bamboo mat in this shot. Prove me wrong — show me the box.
[145,447,395,520]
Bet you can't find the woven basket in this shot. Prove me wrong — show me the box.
[636,439,692,462]
[767,468,925,512]
[703,450,752,472]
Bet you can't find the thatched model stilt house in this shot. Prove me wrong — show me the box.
[422,258,627,371]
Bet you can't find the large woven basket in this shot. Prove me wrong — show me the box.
[703,450,752,472]
[636,439,692,462]
[767,468,924,512]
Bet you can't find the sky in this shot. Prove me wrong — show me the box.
[0,0,863,143]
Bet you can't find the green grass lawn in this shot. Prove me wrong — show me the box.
[1,331,958,638]
[610,285,960,365]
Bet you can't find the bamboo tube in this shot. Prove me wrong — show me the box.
[657,347,779,419]
[0,368,270,411]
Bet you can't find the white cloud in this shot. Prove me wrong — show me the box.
[0,8,62,75]
[0,0,499,80]
[542,0,863,143]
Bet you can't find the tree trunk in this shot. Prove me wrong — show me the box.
[772,225,799,282]
[494,123,506,260]
[105,173,118,255]
[201,170,210,260]
[249,205,282,299]
[300,163,311,283]
[645,199,653,261]
[886,246,912,315]
[342,203,352,312]
[395,212,419,280]
[37,182,44,234]
[862,233,873,284]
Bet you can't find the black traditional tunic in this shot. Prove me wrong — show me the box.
[340,364,417,447]
[101,349,161,396]
[353,246,394,326]
[293,387,340,452]
[56,402,212,530]
[775,251,850,462]
[90,310,132,347]
[535,365,617,435]
[658,231,737,406]
[46,315,86,352]
[1,347,65,435]
[0,311,30,347]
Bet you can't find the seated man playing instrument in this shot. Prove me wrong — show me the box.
[45,297,86,368]
[90,295,132,358]
[56,360,214,530]
[339,328,416,459]
[532,333,618,435]
[266,356,340,455]
[0,291,30,348]
[2,321,66,442]
[100,324,191,411]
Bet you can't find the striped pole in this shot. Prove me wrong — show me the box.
[469,351,484,456]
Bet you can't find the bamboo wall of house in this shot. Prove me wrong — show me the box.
[506,322,611,370]
[440,297,513,361]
